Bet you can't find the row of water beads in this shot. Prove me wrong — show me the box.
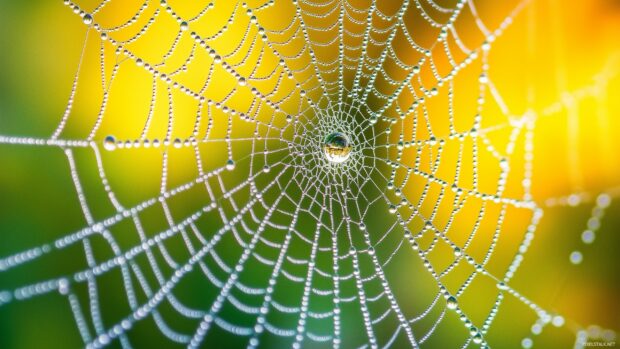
[568,193,611,265]
[103,135,203,151]
[104,132,354,167]
[104,136,236,170]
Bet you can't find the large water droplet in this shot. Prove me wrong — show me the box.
[103,135,116,151]
[173,138,182,148]
[83,14,93,25]
[323,132,351,164]
[226,159,235,171]
[472,331,483,344]
[446,296,458,310]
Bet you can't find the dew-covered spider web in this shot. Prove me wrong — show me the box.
[0,0,618,348]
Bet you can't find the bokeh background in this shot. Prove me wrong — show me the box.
[0,0,619,348]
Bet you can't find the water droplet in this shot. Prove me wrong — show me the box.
[499,158,509,170]
[596,193,611,208]
[323,132,351,163]
[453,246,462,257]
[567,194,581,207]
[173,138,182,148]
[226,159,235,171]
[446,296,458,310]
[570,251,583,265]
[180,21,189,31]
[58,278,70,295]
[601,329,616,342]
[103,136,116,151]
[589,326,604,339]
[262,165,270,173]
[469,326,479,336]
[83,14,93,25]
[581,230,595,244]
[521,337,533,348]
[552,315,564,327]
[472,332,483,344]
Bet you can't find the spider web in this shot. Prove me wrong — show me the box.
[0,0,617,348]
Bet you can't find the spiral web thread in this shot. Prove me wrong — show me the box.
[0,0,617,348]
